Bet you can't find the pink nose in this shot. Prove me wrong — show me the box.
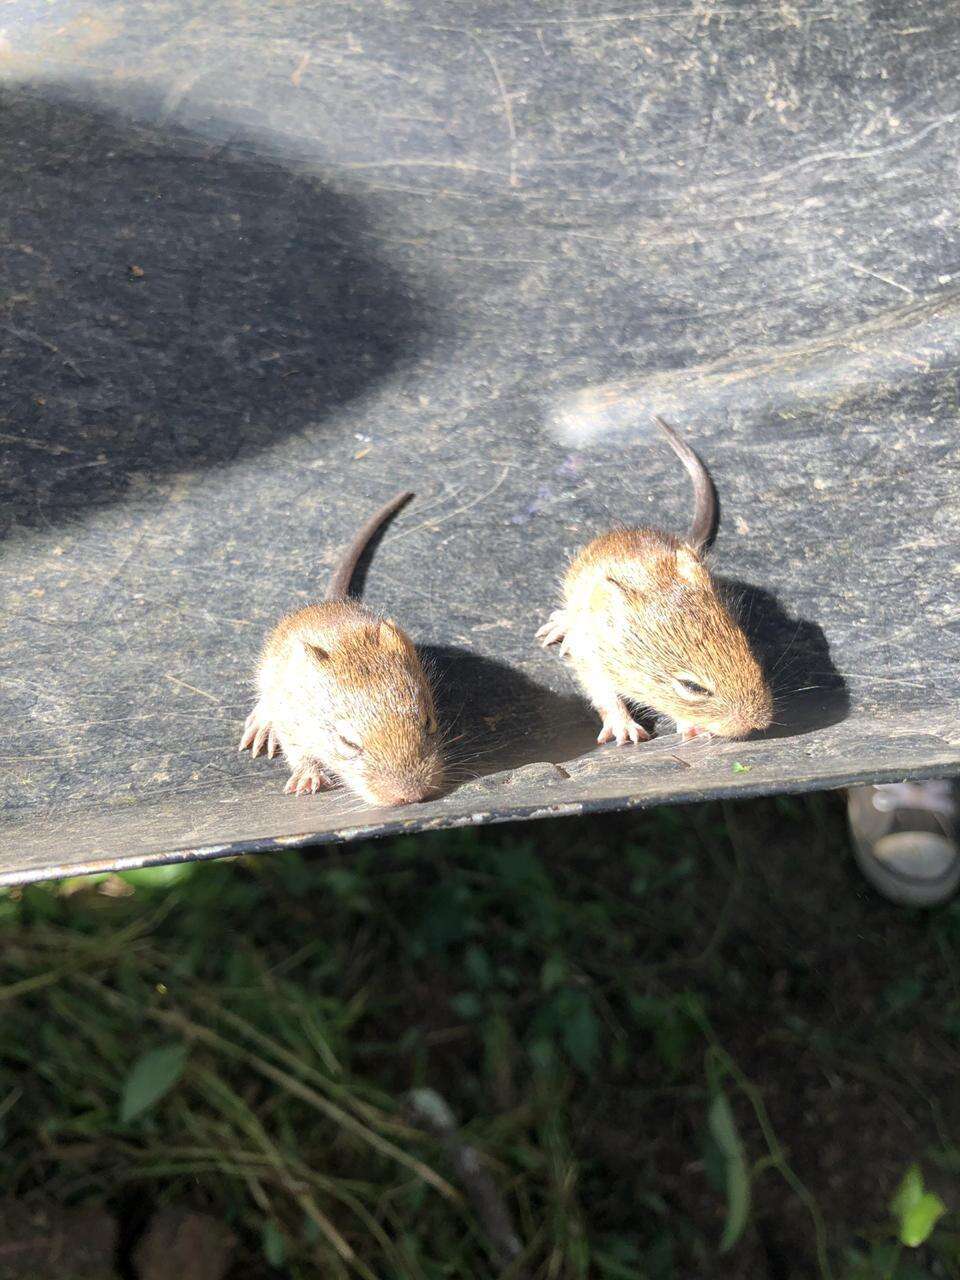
[383,788,429,807]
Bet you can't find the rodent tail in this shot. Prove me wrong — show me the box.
[325,491,414,601]
[652,416,717,553]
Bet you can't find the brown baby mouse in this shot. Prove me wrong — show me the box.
[537,417,772,745]
[240,491,444,806]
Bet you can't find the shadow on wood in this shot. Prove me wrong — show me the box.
[722,579,850,740]
[424,644,601,781]
[0,88,436,539]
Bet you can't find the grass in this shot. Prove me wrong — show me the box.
[2,794,960,1278]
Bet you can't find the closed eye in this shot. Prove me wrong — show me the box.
[423,712,438,734]
[673,674,713,701]
[337,733,363,755]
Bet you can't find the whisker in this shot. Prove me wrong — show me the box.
[769,618,805,678]
[834,671,927,688]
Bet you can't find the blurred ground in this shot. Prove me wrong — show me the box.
[2,794,959,1279]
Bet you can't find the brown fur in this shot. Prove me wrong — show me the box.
[240,500,443,806]
[542,526,771,743]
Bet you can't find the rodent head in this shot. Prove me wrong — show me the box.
[604,544,772,739]
[304,614,444,807]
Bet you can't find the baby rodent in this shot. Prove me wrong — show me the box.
[240,492,444,806]
[537,417,772,745]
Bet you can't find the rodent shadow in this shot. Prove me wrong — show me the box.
[0,86,434,540]
[719,579,849,738]
[422,645,600,779]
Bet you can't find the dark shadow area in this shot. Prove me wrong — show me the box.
[422,645,600,779]
[720,578,850,738]
[114,1187,152,1280]
[0,87,435,539]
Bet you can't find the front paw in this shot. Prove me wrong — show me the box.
[597,702,650,746]
[284,761,332,796]
[239,711,279,758]
[536,609,570,656]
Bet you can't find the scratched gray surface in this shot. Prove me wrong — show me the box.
[2,0,959,884]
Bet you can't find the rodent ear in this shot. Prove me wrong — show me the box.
[378,619,412,652]
[303,642,330,663]
[674,546,709,587]
[605,575,640,600]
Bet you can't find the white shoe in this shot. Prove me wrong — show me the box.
[847,781,960,908]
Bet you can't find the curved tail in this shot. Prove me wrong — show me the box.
[325,491,414,601]
[652,416,717,554]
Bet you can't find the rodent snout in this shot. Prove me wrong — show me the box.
[381,785,436,807]
[716,701,773,739]
[363,751,446,808]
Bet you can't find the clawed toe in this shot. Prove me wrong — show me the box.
[536,611,569,652]
[284,763,331,796]
[253,725,279,757]
[239,712,258,753]
[597,710,650,747]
